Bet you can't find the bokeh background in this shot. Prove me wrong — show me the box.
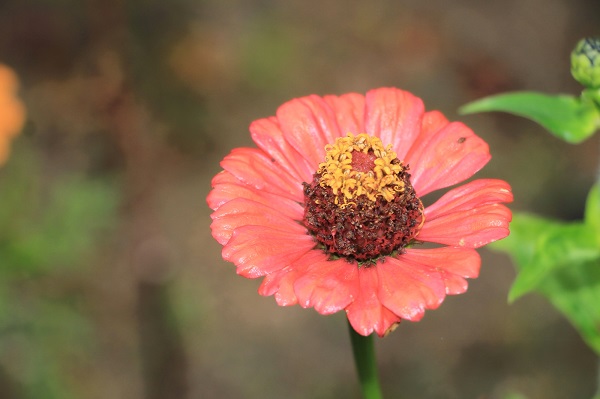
[0,0,599,398]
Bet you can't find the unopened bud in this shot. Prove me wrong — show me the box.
[571,37,600,89]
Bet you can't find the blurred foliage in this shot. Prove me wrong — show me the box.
[0,142,119,398]
[503,393,528,399]
[492,184,600,355]
[240,18,298,90]
[0,148,118,273]
[124,0,212,155]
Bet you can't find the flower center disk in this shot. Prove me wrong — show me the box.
[302,133,424,263]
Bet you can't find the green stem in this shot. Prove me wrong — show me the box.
[348,321,384,399]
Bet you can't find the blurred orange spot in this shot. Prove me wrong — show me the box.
[0,64,26,166]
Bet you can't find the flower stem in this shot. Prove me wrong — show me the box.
[348,321,384,399]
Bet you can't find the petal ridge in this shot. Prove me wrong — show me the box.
[377,257,446,322]
[364,88,425,160]
[210,197,305,245]
[293,254,358,315]
[345,266,402,337]
[250,116,314,183]
[222,225,315,278]
[419,179,513,247]
[277,95,342,169]
[402,247,481,295]
[406,118,491,197]
[220,147,303,202]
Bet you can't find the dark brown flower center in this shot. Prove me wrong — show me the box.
[302,134,424,264]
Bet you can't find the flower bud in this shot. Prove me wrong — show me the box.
[571,37,600,89]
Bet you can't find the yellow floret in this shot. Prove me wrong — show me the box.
[317,133,406,206]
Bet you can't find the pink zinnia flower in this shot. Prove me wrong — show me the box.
[208,87,512,337]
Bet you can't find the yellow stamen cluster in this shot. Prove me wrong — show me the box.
[317,133,405,205]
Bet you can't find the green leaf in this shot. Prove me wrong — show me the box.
[585,183,600,232]
[460,92,600,143]
[491,213,550,269]
[511,222,599,301]
[539,258,600,355]
[491,212,600,355]
[491,213,600,301]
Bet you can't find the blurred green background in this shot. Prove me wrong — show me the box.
[0,0,599,398]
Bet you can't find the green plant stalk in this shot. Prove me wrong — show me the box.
[597,129,600,185]
[593,140,600,399]
[594,116,600,399]
[348,321,385,399]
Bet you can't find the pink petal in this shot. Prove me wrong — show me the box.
[323,93,366,135]
[402,110,446,183]
[207,171,303,219]
[258,266,300,306]
[250,116,315,183]
[277,95,342,169]
[293,252,358,315]
[405,114,491,197]
[402,247,481,295]
[222,225,315,278]
[210,198,305,245]
[345,266,401,337]
[376,257,446,322]
[419,179,513,248]
[364,88,425,160]
[206,171,243,210]
[220,147,303,202]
